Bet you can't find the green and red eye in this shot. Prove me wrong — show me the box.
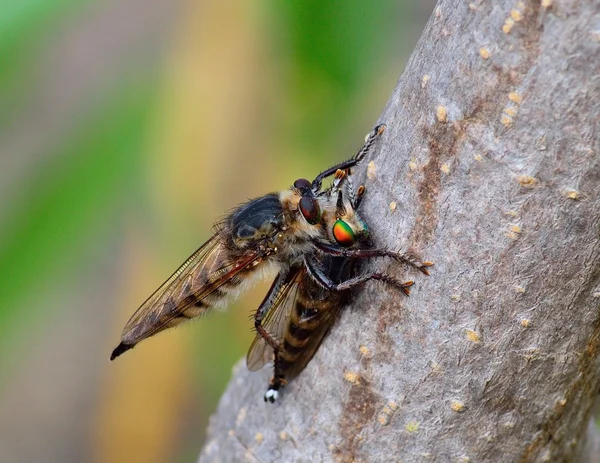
[333,220,355,247]
[299,196,321,225]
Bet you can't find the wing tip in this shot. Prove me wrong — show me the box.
[110,342,134,361]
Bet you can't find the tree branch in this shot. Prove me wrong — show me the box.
[200,0,600,461]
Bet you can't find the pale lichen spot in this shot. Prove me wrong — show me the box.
[422,74,430,88]
[436,105,448,123]
[344,371,360,384]
[474,154,483,161]
[557,397,567,407]
[503,17,515,34]
[505,209,519,217]
[509,224,522,234]
[430,361,442,373]
[450,400,466,412]
[466,329,481,343]
[255,432,264,444]
[441,163,451,174]
[503,420,515,429]
[279,431,288,440]
[479,47,491,60]
[501,114,514,127]
[367,161,377,180]
[541,0,552,7]
[359,345,371,357]
[568,438,578,449]
[377,402,398,426]
[520,319,531,328]
[505,231,518,240]
[592,291,600,298]
[508,92,523,104]
[405,421,420,433]
[236,407,247,426]
[563,188,580,200]
[409,158,419,170]
[517,175,538,188]
[389,201,397,212]
[435,6,442,18]
[228,429,235,437]
[381,405,393,416]
[451,294,461,302]
[378,414,390,425]
[469,3,477,10]
[457,456,471,463]
[510,9,523,21]
[514,285,526,293]
[503,107,518,117]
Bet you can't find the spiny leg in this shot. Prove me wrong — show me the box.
[304,255,414,296]
[264,353,288,403]
[313,241,433,275]
[311,124,386,191]
[254,271,287,351]
[253,271,290,402]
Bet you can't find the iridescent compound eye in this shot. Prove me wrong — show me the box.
[293,178,312,190]
[299,196,321,225]
[333,220,356,247]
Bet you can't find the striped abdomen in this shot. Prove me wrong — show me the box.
[275,286,347,382]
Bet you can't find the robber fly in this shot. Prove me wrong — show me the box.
[110,124,432,402]
[246,167,429,402]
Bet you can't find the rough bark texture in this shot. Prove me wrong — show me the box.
[200,0,600,461]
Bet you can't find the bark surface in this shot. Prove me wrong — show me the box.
[200,0,600,461]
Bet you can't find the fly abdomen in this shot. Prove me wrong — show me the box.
[283,339,306,355]
[292,300,323,330]
[273,293,342,382]
[288,321,312,341]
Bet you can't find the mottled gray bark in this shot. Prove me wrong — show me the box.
[199,0,600,461]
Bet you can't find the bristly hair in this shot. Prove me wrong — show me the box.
[345,173,357,209]
[336,190,346,217]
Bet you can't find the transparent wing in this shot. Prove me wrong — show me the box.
[246,265,305,371]
[114,233,263,356]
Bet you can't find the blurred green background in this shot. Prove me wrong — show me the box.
[0,1,433,462]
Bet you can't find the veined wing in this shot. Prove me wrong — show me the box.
[111,234,263,360]
[246,265,305,371]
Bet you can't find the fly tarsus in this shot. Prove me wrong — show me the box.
[313,242,433,275]
[304,256,414,296]
[265,358,288,403]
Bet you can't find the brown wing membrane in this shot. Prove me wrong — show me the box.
[111,234,263,360]
[246,266,305,371]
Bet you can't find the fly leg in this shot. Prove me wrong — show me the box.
[264,353,288,403]
[304,256,415,295]
[253,270,291,402]
[314,241,433,275]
